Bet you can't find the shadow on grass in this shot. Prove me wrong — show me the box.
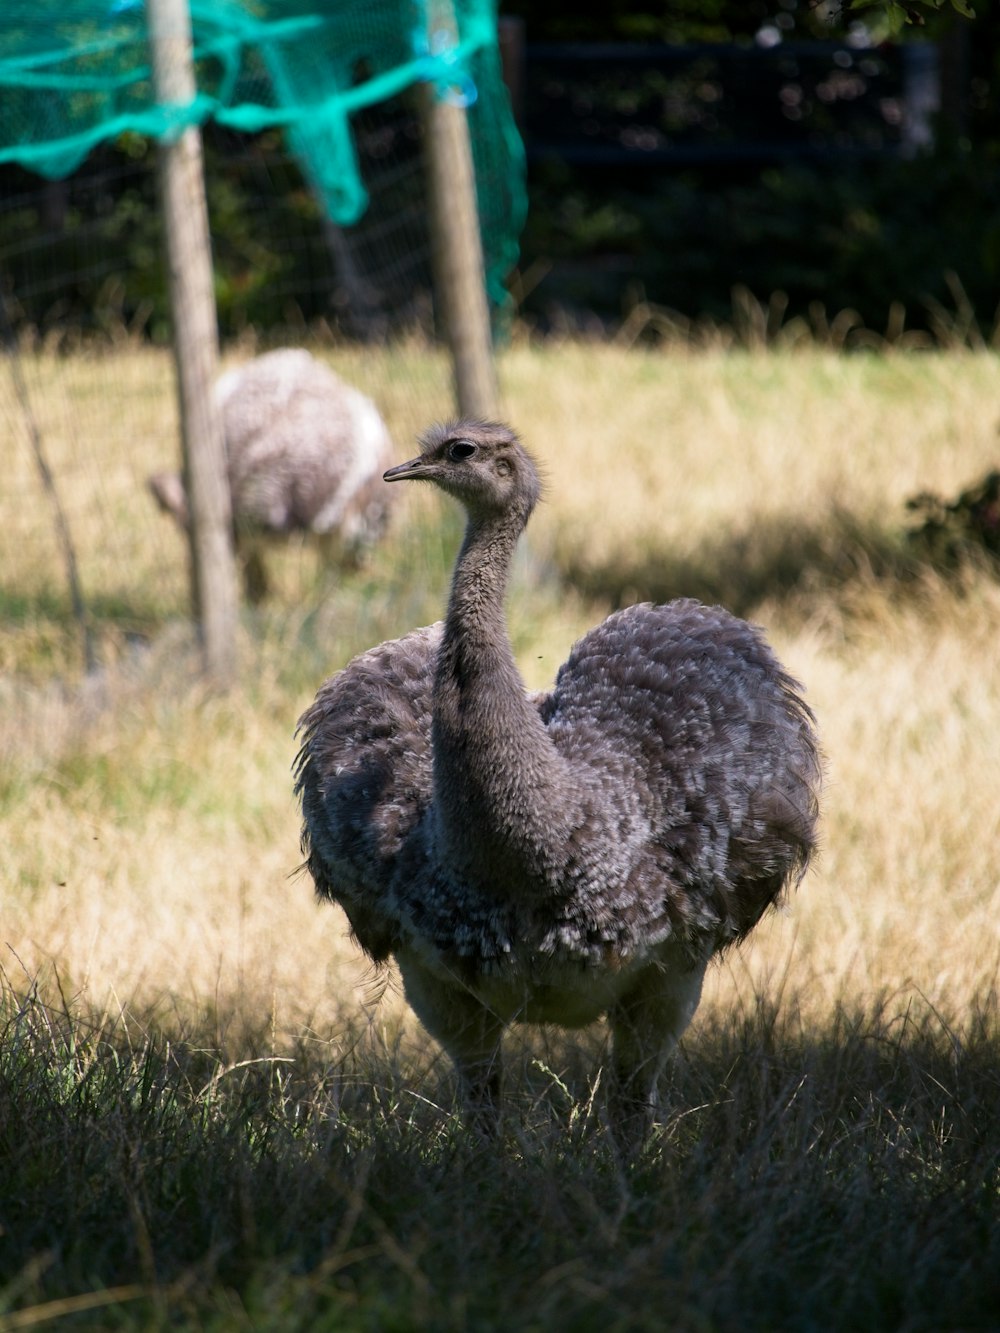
[5,503,1000,691]
[557,507,979,617]
[1,979,997,1331]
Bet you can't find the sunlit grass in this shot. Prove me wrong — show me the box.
[7,339,998,1016]
[2,339,999,1328]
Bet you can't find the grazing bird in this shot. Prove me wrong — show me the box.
[149,349,395,602]
[295,419,821,1135]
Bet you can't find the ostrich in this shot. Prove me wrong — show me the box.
[149,349,395,602]
[295,419,821,1135]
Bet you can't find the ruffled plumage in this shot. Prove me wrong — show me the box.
[294,418,822,1129]
[295,599,820,969]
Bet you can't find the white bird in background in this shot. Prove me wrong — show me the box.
[149,348,395,601]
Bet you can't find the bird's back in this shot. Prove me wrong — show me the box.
[218,350,393,536]
[297,598,819,971]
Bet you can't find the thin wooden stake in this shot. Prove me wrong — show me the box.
[423,0,499,420]
[1,293,96,674]
[148,0,238,685]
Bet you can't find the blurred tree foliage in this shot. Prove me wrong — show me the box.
[521,142,1000,338]
[501,0,830,43]
[1,0,998,343]
[499,0,977,43]
[0,124,405,344]
[503,0,1000,337]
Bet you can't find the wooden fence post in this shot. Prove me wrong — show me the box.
[423,0,499,420]
[148,0,238,685]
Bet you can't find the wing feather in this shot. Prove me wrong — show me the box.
[294,623,441,958]
[539,599,820,942]
[296,599,821,963]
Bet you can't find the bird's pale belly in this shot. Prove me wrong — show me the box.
[465,954,648,1028]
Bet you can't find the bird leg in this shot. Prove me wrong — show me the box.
[316,528,366,572]
[607,954,708,1142]
[396,954,504,1134]
[240,540,270,604]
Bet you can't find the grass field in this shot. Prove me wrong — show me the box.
[2,340,999,1330]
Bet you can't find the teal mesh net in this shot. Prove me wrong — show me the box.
[0,0,524,308]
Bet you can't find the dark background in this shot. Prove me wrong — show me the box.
[502,0,1000,337]
[1,0,997,344]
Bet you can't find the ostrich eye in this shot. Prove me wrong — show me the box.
[448,440,477,461]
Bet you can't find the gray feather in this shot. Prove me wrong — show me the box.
[294,418,822,1131]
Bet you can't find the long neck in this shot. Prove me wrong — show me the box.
[432,510,569,891]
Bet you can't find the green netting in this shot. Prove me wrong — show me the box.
[0,0,524,306]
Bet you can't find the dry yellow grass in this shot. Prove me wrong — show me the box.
[0,338,455,667]
[3,340,998,1072]
[504,342,1000,555]
[706,571,1000,1029]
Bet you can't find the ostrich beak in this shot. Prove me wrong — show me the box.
[383,455,430,483]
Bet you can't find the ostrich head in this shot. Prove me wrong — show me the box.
[384,419,542,524]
